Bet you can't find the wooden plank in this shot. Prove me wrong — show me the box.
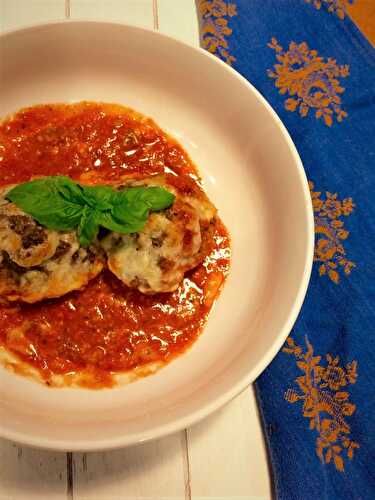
[70,0,154,28]
[0,0,65,31]
[0,5,68,500]
[0,439,68,500]
[156,0,200,46]
[72,434,186,500]
[187,388,272,500]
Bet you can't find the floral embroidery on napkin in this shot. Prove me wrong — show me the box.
[310,181,355,283]
[267,38,349,126]
[304,0,355,19]
[283,337,359,471]
[198,0,237,65]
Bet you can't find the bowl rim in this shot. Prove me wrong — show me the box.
[0,19,315,451]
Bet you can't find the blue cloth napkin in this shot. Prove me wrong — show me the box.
[198,1,375,498]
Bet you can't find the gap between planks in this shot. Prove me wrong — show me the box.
[181,430,192,500]
[152,0,159,30]
[65,0,70,19]
[64,8,71,498]
[67,452,74,500]
[153,5,192,498]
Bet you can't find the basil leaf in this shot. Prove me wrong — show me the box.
[7,177,175,247]
[7,178,84,231]
[35,203,85,231]
[52,176,86,205]
[81,185,117,210]
[78,207,99,247]
[138,186,175,211]
[98,212,145,234]
[112,201,149,226]
[115,186,175,210]
[112,187,174,225]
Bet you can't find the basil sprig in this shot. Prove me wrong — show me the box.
[7,176,175,247]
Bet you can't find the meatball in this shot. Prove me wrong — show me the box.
[0,186,104,303]
[101,176,217,294]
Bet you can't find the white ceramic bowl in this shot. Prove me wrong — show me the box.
[0,21,314,451]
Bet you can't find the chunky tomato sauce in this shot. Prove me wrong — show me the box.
[0,103,230,388]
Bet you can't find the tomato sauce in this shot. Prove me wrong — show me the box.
[0,102,230,388]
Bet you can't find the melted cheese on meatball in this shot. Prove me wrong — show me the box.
[101,176,217,294]
[0,188,104,303]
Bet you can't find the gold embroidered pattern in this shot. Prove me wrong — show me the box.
[310,181,355,283]
[267,38,349,126]
[304,0,355,19]
[283,337,359,471]
[198,0,237,65]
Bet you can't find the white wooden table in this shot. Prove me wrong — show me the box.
[0,2,272,499]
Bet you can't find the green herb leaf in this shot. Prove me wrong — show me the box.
[7,177,85,230]
[78,207,100,247]
[112,187,175,226]
[52,176,86,205]
[138,186,175,211]
[7,177,175,247]
[98,212,145,234]
[115,186,175,211]
[81,185,117,210]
